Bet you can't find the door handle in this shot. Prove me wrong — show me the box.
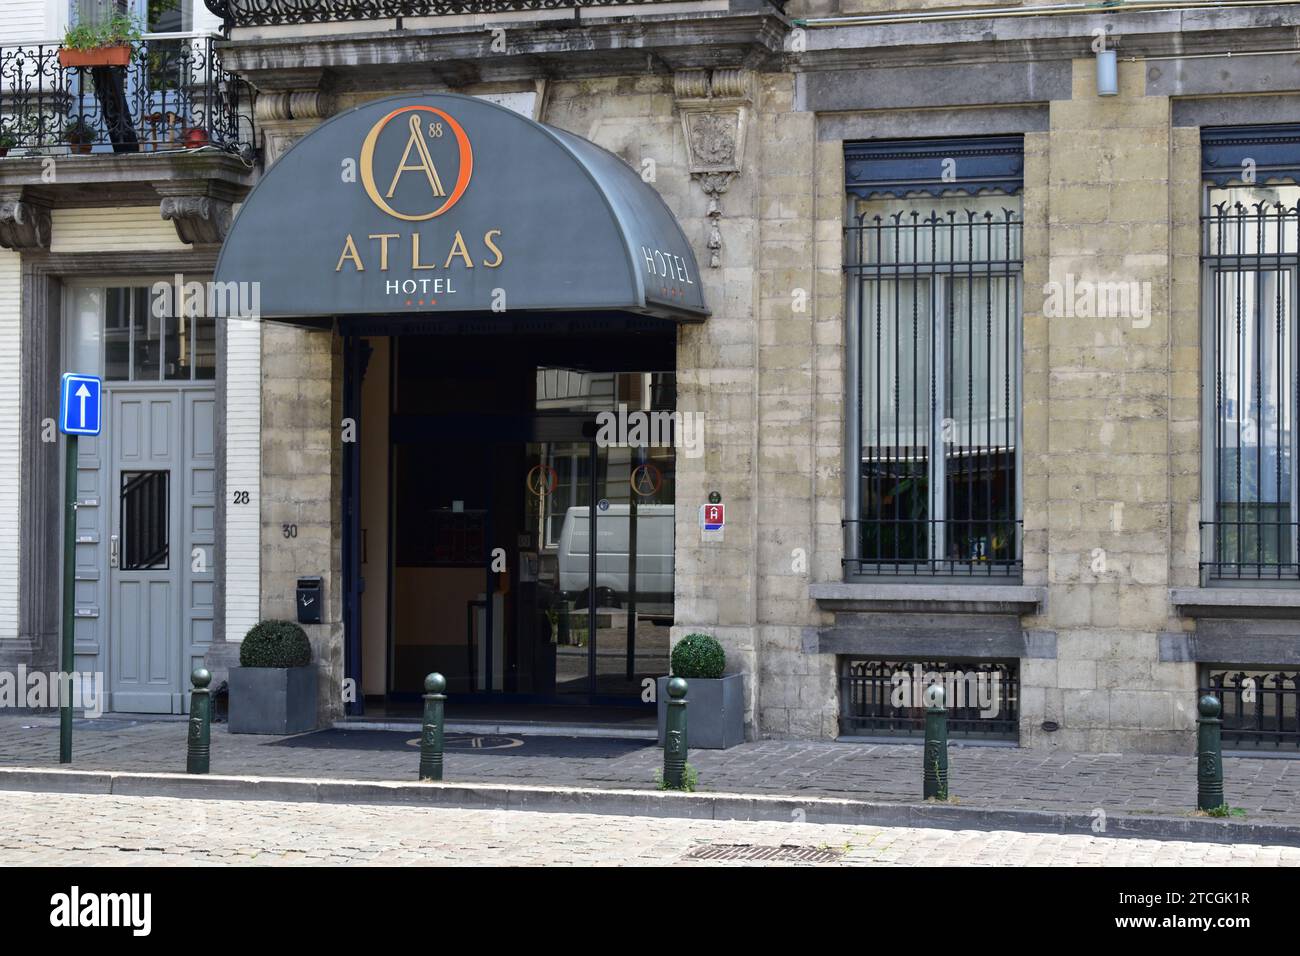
[109,534,119,569]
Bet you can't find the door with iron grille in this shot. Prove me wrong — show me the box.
[66,283,216,714]
[108,392,181,712]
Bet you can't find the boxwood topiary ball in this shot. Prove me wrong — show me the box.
[239,620,312,669]
[671,632,725,680]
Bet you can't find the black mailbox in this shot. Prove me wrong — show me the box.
[296,577,323,625]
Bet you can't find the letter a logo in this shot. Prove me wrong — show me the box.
[360,104,473,222]
[387,114,446,200]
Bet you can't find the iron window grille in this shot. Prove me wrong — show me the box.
[1201,191,1300,582]
[1202,668,1300,749]
[838,658,1019,740]
[120,470,170,570]
[845,198,1023,578]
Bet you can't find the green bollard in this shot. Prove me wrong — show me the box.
[1197,694,1224,811]
[663,677,689,789]
[923,683,949,801]
[186,668,212,775]
[419,672,447,782]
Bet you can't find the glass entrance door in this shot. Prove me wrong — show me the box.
[522,432,676,698]
[377,333,677,707]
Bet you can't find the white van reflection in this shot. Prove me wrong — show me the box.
[556,504,674,618]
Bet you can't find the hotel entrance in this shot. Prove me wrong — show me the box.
[210,91,709,725]
[346,323,678,715]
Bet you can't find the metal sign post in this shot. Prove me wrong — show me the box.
[58,373,102,763]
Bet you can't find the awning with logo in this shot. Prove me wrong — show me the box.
[213,93,708,323]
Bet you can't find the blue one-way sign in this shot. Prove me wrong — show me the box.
[59,373,102,437]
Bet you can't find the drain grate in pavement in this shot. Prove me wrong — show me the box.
[685,844,844,863]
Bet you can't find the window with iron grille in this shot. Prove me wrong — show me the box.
[839,658,1019,740]
[844,137,1024,578]
[120,470,169,570]
[1200,126,1300,582]
[1202,667,1300,750]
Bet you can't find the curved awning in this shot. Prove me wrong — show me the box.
[214,93,708,322]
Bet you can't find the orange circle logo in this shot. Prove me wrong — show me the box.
[359,105,473,222]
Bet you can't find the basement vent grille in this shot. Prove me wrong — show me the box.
[685,844,844,864]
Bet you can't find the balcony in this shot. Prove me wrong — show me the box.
[203,0,769,29]
[0,34,256,161]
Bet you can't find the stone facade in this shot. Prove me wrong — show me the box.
[221,2,1300,748]
[5,0,1300,751]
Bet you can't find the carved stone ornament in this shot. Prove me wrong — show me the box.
[255,88,339,166]
[684,110,741,174]
[160,195,234,246]
[698,172,732,270]
[0,193,52,251]
[675,69,751,268]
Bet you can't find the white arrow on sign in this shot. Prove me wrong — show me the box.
[75,383,91,428]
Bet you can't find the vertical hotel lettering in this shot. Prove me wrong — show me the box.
[337,104,505,297]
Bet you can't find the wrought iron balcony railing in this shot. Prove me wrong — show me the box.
[204,0,735,30]
[0,34,256,160]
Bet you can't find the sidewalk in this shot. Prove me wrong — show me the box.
[3,714,1300,828]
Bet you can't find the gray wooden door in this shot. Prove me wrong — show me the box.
[109,391,180,713]
[107,387,213,713]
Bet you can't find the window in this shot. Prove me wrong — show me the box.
[1201,126,1300,582]
[103,286,216,383]
[147,0,193,33]
[73,0,129,26]
[120,470,169,570]
[839,658,1019,740]
[844,137,1024,578]
[75,1,192,31]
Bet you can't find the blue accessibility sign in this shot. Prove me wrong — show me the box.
[59,373,102,437]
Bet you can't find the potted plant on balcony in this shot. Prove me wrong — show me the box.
[229,620,319,735]
[0,131,16,159]
[657,632,745,749]
[59,11,141,69]
[63,118,94,155]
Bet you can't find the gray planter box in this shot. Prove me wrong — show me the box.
[656,674,745,750]
[229,665,318,735]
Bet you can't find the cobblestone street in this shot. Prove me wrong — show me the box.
[3,715,1299,826]
[1,789,1296,866]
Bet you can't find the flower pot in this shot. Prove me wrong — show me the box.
[0,148,9,158]
[67,142,92,155]
[183,127,209,149]
[656,673,746,749]
[58,45,132,69]
[229,664,318,735]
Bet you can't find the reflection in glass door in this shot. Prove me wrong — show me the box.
[524,432,675,697]
[592,442,675,697]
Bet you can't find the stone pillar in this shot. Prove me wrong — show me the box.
[1018,56,1196,752]
[752,73,836,739]
[0,191,57,675]
[260,323,345,725]
[670,70,764,736]
[249,82,345,724]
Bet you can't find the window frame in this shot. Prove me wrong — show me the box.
[843,192,1025,583]
[64,277,218,386]
[1199,183,1300,586]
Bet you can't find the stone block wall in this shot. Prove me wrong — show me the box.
[259,323,345,724]
[1014,58,1198,751]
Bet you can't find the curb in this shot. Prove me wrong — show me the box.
[2,766,1297,847]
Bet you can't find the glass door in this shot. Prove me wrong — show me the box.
[591,442,675,698]
[522,437,675,699]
